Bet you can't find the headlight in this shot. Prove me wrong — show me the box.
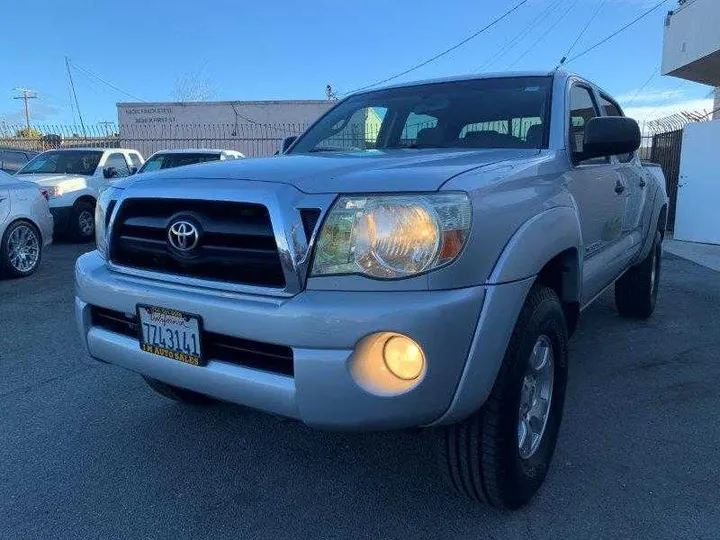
[95,187,122,257]
[312,193,471,279]
[48,186,64,199]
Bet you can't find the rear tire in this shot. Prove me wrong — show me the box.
[0,220,42,278]
[143,377,217,405]
[437,285,569,509]
[70,200,96,242]
[615,232,662,319]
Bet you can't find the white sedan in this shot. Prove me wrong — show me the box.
[0,170,53,278]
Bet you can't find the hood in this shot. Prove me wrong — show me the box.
[0,175,39,191]
[15,173,88,187]
[115,148,540,194]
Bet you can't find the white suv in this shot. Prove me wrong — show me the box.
[16,148,144,241]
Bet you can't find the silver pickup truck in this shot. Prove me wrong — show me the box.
[75,71,668,509]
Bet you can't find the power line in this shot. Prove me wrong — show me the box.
[558,0,608,66]
[563,0,670,65]
[341,0,530,95]
[506,0,580,70]
[475,0,566,73]
[66,57,86,137]
[623,66,660,108]
[70,60,146,102]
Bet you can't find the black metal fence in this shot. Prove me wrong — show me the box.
[649,129,684,231]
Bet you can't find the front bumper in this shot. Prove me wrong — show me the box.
[75,251,487,430]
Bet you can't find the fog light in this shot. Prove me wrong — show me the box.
[383,335,425,380]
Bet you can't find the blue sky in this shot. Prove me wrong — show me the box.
[0,0,713,128]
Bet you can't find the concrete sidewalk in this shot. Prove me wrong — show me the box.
[664,235,720,271]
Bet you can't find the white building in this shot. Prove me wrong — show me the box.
[116,100,334,157]
[662,0,720,118]
[661,0,720,246]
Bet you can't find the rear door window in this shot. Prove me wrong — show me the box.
[128,153,143,168]
[599,94,634,163]
[105,153,131,177]
[568,85,607,164]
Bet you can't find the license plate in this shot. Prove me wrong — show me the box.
[137,305,204,366]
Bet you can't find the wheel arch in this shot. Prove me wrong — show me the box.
[488,206,583,293]
[74,194,97,208]
[3,215,43,242]
[431,207,582,426]
[634,191,668,265]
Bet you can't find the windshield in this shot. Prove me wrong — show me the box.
[17,150,103,175]
[290,77,552,154]
[138,152,221,173]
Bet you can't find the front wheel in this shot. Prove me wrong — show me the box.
[70,200,96,242]
[437,285,569,509]
[0,220,42,278]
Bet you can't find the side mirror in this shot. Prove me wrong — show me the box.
[281,136,297,153]
[580,116,640,161]
[129,166,138,175]
[103,166,118,179]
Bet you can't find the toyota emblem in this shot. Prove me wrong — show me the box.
[168,220,200,252]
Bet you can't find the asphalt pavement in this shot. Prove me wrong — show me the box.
[1,243,719,540]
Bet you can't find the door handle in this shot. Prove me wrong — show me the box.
[639,179,646,188]
[614,182,625,194]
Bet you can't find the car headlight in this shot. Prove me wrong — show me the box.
[47,186,64,199]
[311,193,471,279]
[95,187,122,257]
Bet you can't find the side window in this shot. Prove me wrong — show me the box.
[401,113,439,146]
[0,151,29,173]
[128,153,143,168]
[599,95,634,163]
[104,153,130,177]
[568,86,606,163]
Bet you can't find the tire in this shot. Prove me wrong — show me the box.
[70,200,96,242]
[0,220,42,278]
[142,376,218,405]
[437,285,569,509]
[614,232,662,319]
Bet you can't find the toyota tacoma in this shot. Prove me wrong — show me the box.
[75,71,668,509]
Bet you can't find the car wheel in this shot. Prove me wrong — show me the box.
[614,232,662,319]
[0,220,42,278]
[437,285,568,509]
[142,376,218,405]
[70,200,96,242]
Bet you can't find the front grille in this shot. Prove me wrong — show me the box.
[110,198,285,287]
[90,306,294,376]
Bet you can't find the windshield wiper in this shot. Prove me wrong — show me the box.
[307,147,352,153]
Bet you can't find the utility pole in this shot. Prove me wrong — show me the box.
[12,88,37,129]
[65,56,86,137]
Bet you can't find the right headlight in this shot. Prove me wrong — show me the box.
[95,186,122,258]
[311,193,471,279]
